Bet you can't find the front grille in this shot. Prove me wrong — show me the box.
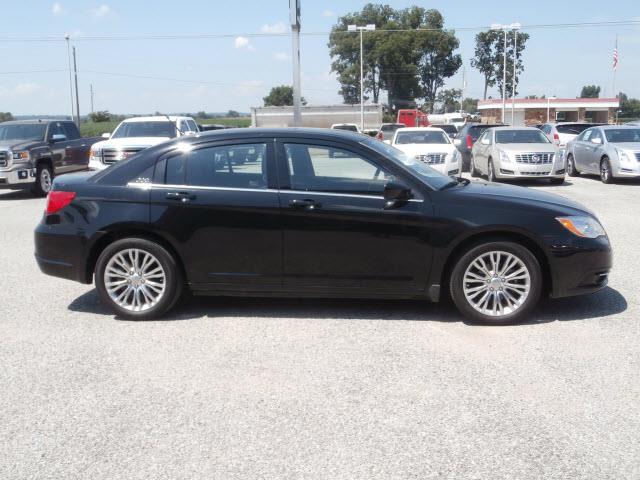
[634,152,640,162]
[515,152,554,164]
[416,153,446,165]
[102,147,145,165]
[520,171,552,176]
[0,151,7,168]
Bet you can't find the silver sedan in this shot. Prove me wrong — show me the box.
[565,125,640,183]
[470,127,564,184]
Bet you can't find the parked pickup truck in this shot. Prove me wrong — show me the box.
[89,116,198,171]
[0,119,102,195]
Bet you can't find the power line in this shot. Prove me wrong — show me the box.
[0,19,637,42]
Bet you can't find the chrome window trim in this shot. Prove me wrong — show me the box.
[127,182,423,203]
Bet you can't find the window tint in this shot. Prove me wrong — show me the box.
[604,128,640,143]
[468,126,491,141]
[542,125,552,134]
[284,143,393,195]
[179,120,190,133]
[495,130,550,144]
[581,129,593,142]
[48,122,66,139]
[62,122,80,140]
[395,130,450,144]
[112,121,177,139]
[182,143,267,189]
[165,155,185,184]
[589,129,604,143]
[187,120,198,132]
[556,124,595,135]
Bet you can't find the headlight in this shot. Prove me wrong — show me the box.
[12,151,29,161]
[616,148,631,163]
[556,216,606,238]
[499,150,510,163]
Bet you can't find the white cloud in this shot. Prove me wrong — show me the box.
[52,2,64,15]
[92,4,111,18]
[234,36,254,51]
[322,10,334,17]
[260,22,287,34]
[274,52,288,62]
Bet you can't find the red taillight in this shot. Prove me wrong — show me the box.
[466,134,473,149]
[45,191,76,214]
[553,133,560,143]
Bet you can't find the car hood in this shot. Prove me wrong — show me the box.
[91,137,171,150]
[497,143,558,154]
[395,144,456,156]
[455,180,591,215]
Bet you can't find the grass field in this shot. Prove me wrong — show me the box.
[80,117,250,137]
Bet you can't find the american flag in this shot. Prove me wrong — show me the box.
[613,45,619,71]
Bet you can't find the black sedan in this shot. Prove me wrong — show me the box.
[34,128,612,324]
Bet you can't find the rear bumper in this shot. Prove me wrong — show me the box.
[34,223,91,284]
[0,167,36,189]
[547,235,612,298]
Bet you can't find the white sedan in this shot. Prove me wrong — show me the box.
[390,127,460,176]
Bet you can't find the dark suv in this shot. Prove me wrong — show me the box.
[454,123,503,172]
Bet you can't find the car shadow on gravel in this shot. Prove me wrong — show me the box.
[68,285,626,326]
[0,190,38,201]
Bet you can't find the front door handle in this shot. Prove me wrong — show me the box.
[166,191,196,203]
[289,198,321,210]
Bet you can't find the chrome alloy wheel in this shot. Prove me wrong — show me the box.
[463,250,531,317]
[103,248,166,312]
[40,168,52,193]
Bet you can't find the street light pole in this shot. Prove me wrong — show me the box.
[64,35,74,122]
[491,23,520,125]
[289,0,302,127]
[72,46,80,128]
[348,24,376,132]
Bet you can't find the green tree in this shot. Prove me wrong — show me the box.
[0,112,14,122]
[416,10,462,113]
[471,30,529,99]
[436,88,462,113]
[619,93,640,119]
[263,85,306,107]
[226,110,240,118]
[580,85,601,98]
[89,110,111,122]
[461,97,478,113]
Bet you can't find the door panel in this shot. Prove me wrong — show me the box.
[276,140,433,295]
[149,140,282,289]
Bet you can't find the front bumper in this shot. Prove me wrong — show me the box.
[546,234,612,298]
[0,167,36,189]
[614,164,640,178]
[88,159,108,171]
[496,161,565,179]
[424,162,461,177]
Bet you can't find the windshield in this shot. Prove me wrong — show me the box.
[111,121,177,139]
[556,124,599,135]
[0,124,47,142]
[333,125,358,132]
[381,124,404,132]
[395,130,450,145]
[604,128,640,143]
[362,137,452,190]
[495,130,550,144]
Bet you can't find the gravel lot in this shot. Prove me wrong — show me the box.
[1,174,639,480]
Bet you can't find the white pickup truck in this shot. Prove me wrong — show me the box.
[88,116,198,170]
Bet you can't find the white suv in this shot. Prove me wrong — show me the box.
[89,116,198,170]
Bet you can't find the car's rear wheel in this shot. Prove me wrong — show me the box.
[33,163,53,196]
[470,156,479,177]
[449,241,542,325]
[95,238,183,320]
[600,157,614,184]
[566,154,579,177]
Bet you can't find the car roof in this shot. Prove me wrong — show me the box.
[489,126,540,131]
[174,127,369,143]
[397,127,446,132]
[121,116,193,123]
[597,125,639,130]
[0,119,71,125]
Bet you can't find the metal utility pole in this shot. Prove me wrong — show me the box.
[348,23,376,131]
[492,23,520,125]
[65,35,75,122]
[511,23,521,125]
[90,84,94,115]
[72,46,80,127]
[290,0,302,127]
[461,66,466,112]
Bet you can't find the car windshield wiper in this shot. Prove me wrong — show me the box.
[439,177,470,190]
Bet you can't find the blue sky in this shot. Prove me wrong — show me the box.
[0,0,638,115]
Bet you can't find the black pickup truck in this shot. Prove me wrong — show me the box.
[0,119,102,195]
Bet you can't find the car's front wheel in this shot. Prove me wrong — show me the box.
[33,163,53,196]
[95,237,183,320]
[449,241,542,324]
[487,159,498,182]
[566,154,579,177]
[600,157,614,184]
[470,156,479,177]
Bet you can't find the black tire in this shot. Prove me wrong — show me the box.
[33,163,53,196]
[95,237,184,320]
[566,154,579,177]
[487,159,498,182]
[600,157,614,184]
[470,156,479,177]
[449,241,542,325]
[549,177,565,185]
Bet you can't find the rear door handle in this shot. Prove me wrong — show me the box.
[289,198,320,210]
[166,191,196,202]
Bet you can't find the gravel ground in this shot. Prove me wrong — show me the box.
[0,174,638,480]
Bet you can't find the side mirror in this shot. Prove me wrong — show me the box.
[50,133,66,143]
[591,137,602,145]
[481,137,491,145]
[383,180,412,209]
[101,132,111,139]
[453,138,462,146]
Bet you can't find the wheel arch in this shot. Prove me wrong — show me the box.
[84,228,187,285]
[438,230,552,300]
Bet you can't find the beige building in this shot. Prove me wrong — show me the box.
[477,98,620,126]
